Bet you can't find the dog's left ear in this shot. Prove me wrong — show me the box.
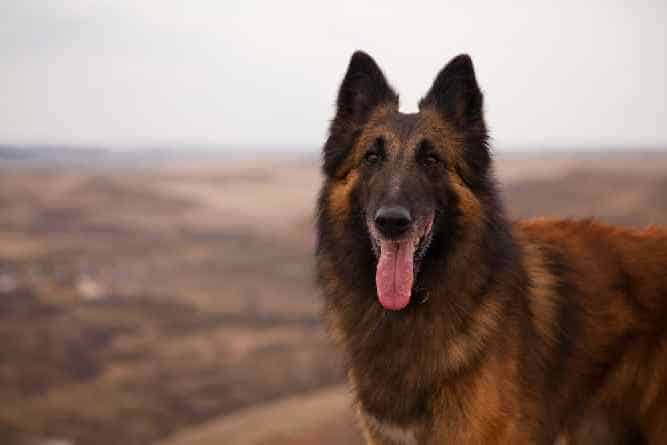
[420,55,490,183]
[420,54,483,129]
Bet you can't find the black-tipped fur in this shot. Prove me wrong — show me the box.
[316,51,667,445]
[323,51,399,178]
[421,54,490,185]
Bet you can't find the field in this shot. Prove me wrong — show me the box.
[1,150,666,445]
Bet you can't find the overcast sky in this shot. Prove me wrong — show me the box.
[1,1,666,151]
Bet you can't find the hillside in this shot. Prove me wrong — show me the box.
[0,151,666,444]
[159,385,362,445]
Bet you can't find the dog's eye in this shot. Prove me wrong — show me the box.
[364,138,384,165]
[364,151,380,164]
[422,154,440,166]
[417,140,442,168]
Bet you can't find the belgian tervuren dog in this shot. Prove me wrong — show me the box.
[315,51,667,444]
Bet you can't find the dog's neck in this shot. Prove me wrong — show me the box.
[321,206,519,426]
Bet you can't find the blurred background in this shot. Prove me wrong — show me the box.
[1,1,666,444]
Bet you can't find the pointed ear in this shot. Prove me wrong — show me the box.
[419,54,483,129]
[335,51,398,125]
[420,55,490,187]
[323,51,398,177]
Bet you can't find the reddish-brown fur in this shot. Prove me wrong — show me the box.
[316,52,667,444]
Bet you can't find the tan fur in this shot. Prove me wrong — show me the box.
[318,53,667,444]
[328,170,359,220]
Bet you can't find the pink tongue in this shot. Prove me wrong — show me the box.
[375,240,415,310]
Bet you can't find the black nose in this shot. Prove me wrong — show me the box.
[374,206,412,238]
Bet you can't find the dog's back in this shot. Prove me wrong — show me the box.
[517,219,667,443]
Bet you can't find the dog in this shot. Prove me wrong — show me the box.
[315,51,667,444]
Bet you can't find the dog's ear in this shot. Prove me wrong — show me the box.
[335,51,397,127]
[323,51,398,177]
[420,54,483,129]
[420,55,490,185]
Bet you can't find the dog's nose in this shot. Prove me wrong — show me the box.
[375,206,412,238]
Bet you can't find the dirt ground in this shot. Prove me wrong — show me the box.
[1,151,666,445]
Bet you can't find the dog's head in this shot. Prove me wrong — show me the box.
[319,52,494,311]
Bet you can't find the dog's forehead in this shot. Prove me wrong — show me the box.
[382,111,420,139]
[372,110,439,152]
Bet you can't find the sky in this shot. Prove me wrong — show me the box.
[1,1,666,151]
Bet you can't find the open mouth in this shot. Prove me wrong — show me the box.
[369,217,434,311]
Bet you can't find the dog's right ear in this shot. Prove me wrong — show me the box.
[323,51,398,178]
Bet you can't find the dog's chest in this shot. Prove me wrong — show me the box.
[362,411,422,445]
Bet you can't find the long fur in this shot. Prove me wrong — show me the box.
[316,51,667,444]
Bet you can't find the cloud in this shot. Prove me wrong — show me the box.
[1,0,665,149]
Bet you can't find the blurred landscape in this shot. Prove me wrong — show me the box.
[1,146,666,445]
